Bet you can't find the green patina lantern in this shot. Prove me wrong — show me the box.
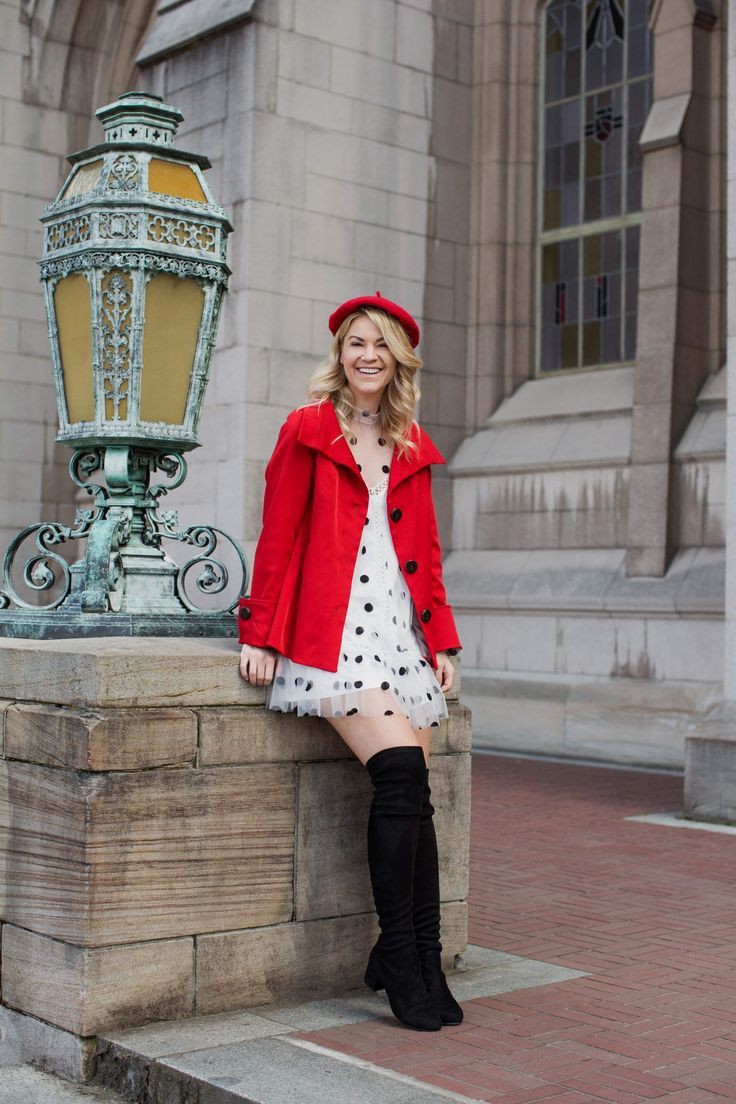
[0,92,246,638]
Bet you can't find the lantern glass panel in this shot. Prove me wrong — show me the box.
[54,273,94,423]
[148,159,207,202]
[60,159,104,200]
[140,273,204,426]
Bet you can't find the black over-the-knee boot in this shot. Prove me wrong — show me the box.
[412,767,464,1024]
[363,746,442,1031]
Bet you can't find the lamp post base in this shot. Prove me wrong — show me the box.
[0,609,237,640]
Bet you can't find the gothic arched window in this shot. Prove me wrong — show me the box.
[538,0,653,374]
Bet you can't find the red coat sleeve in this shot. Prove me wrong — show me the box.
[238,408,314,647]
[426,467,462,656]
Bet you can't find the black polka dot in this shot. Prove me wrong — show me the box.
[356,655,363,662]
[347,707,359,715]
[360,574,369,583]
[361,545,366,554]
[374,654,381,661]
[365,517,369,525]
[431,721,439,727]
[333,681,341,690]
[399,667,407,676]
[356,626,364,634]
[382,465,389,473]
[388,588,392,595]
[392,616,397,624]
[427,692,432,700]
[357,463,362,470]
[355,680,363,688]
[381,681,390,690]
[343,652,348,661]
[384,710,393,715]
[378,437,386,446]
[306,681,313,691]
[344,681,351,688]
[295,677,303,686]
[364,602,373,612]
[277,676,285,685]
[420,660,426,667]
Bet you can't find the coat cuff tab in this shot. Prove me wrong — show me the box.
[238,597,276,646]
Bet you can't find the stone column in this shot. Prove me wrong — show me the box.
[0,637,470,1081]
[626,0,724,577]
[684,1,735,822]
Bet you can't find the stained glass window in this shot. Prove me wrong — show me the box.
[539,0,652,373]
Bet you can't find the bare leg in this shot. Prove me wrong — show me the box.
[324,712,430,766]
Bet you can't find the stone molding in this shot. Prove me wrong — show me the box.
[136,0,257,66]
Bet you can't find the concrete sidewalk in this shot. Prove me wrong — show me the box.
[8,751,736,1103]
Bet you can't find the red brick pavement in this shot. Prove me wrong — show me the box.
[294,754,736,1102]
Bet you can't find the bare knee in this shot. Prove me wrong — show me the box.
[323,712,423,766]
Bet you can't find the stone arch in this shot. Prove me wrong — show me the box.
[21,0,156,143]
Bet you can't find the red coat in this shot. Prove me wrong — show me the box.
[238,398,462,672]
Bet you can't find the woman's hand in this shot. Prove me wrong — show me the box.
[435,651,454,693]
[239,644,278,686]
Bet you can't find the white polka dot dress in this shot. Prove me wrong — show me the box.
[266,471,449,730]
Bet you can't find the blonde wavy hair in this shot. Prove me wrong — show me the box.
[306,307,422,459]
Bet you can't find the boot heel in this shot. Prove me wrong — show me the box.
[364,951,384,992]
[364,963,383,991]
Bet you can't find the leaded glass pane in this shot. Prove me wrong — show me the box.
[584,86,624,222]
[585,0,625,92]
[538,0,652,373]
[626,76,652,211]
[541,239,580,373]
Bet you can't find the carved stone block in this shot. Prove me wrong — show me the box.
[0,760,296,944]
[1,924,194,1035]
[5,704,197,771]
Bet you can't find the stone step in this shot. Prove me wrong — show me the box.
[93,946,584,1104]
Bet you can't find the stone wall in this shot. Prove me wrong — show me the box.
[0,637,470,1080]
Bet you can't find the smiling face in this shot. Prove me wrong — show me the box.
[340,314,398,412]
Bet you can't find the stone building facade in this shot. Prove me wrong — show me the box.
[0,0,729,767]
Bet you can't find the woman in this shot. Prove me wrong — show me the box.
[238,292,463,1032]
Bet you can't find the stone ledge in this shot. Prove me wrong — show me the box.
[137,0,257,66]
[465,670,720,770]
[0,637,462,708]
[444,547,724,618]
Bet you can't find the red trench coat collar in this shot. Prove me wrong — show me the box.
[295,398,447,488]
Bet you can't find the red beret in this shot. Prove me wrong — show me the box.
[328,291,420,348]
